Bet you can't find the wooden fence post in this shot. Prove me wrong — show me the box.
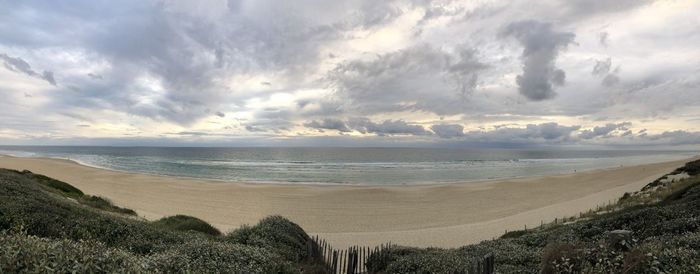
[341,250,346,274]
[332,250,338,274]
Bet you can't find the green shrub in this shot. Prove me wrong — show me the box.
[0,231,146,273]
[152,215,221,236]
[0,230,299,274]
[79,195,137,216]
[146,238,296,273]
[678,159,700,176]
[382,248,478,274]
[622,248,649,273]
[540,242,582,274]
[500,229,529,239]
[226,215,310,263]
[19,170,84,197]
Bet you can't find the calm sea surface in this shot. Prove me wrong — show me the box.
[0,146,696,185]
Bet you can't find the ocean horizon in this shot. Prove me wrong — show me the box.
[0,146,696,185]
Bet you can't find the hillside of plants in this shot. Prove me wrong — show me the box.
[0,168,323,273]
[366,159,700,273]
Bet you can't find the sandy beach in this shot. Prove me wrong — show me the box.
[0,155,693,248]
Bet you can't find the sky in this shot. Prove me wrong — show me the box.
[1,0,699,148]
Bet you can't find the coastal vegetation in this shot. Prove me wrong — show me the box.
[152,215,222,236]
[366,159,700,273]
[18,170,137,216]
[0,169,317,273]
[1,159,700,273]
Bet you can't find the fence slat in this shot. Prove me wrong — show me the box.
[309,236,493,274]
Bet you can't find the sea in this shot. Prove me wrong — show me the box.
[0,146,696,185]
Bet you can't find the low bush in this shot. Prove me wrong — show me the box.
[540,242,582,274]
[500,229,529,239]
[11,169,137,216]
[152,215,221,236]
[19,170,83,197]
[678,159,700,176]
[0,231,146,273]
[226,215,311,263]
[147,238,295,273]
[381,248,477,274]
[79,195,137,216]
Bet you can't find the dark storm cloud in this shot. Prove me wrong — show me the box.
[647,131,700,145]
[0,53,56,85]
[304,118,351,132]
[430,124,465,138]
[327,44,487,115]
[304,118,467,137]
[502,20,575,101]
[446,123,700,147]
[242,113,293,133]
[579,122,631,139]
[522,122,581,140]
[347,118,431,136]
[458,122,581,144]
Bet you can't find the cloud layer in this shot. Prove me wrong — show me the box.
[0,0,699,148]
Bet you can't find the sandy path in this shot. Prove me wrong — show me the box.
[0,155,692,248]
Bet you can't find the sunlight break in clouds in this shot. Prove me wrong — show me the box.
[0,0,699,147]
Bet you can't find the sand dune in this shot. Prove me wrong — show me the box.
[0,155,692,248]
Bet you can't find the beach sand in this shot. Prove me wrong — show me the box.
[0,155,692,248]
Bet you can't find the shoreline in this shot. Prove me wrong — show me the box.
[0,152,691,187]
[0,154,695,248]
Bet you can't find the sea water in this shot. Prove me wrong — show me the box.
[0,146,696,185]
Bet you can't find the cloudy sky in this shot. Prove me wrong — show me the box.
[1,0,699,147]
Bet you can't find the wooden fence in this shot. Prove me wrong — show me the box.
[307,235,495,274]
